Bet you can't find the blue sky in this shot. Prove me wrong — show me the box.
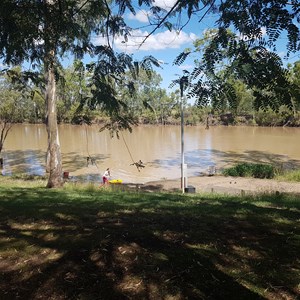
[91,0,300,95]
[16,0,299,97]
[92,0,216,93]
[15,0,300,95]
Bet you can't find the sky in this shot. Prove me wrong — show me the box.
[11,0,300,97]
[91,0,300,96]
[15,0,299,99]
[92,0,218,93]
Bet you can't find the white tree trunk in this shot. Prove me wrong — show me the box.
[45,60,63,188]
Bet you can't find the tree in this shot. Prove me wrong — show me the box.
[115,69,163,123]
[171,1,299,109]
[0,68,27,155]
[122,70,174,124]
[56,61,93,124]
[0,0,108,187]
[230,79,254,115]
[287,61,300,113]
[0,0,159,187]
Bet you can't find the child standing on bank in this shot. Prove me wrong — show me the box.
[102,168,111,185]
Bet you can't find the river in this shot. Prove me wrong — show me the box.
[2,124,300,184]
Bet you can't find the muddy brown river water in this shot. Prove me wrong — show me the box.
[3,124,300,184]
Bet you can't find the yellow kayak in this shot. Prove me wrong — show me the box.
[109,179,123,184]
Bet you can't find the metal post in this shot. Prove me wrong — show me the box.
[181,97,185,193]
[179,76,188,194]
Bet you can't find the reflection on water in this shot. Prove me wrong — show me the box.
[2,124,300,183]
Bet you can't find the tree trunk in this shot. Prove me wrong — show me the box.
[0,122,13,154]
[45,59,63,188]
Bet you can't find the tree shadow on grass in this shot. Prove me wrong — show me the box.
[0,188,299,299]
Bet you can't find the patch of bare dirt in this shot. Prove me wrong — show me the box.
[142,175,300,195]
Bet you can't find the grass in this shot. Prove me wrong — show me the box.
[276,169,300,182]
[0,178,299,299]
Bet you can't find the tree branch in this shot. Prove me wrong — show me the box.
[104,0,112,50]
[138,0,181,48]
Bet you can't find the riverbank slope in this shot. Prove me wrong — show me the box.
[142,175,300,195]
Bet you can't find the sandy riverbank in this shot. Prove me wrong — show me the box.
[141,175,300,195]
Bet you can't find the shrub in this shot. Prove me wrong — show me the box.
[222,163,275,179]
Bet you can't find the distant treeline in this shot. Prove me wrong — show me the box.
[1,64,300,128]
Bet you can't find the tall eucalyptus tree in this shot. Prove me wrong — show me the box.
[0,0,159,187]
[0,0,111,187]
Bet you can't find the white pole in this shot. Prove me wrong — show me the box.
[181,93,185,194]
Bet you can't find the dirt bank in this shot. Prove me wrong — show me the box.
[141,175,300,195]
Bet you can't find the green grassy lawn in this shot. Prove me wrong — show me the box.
[0,178,299,299]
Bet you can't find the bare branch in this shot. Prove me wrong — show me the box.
[138,0,181,48]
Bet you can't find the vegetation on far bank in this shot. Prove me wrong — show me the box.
[2,63,300,129]
[0,62,300,127]
[0,178,299,299]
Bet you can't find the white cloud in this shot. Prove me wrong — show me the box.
[153,0,178,10]
[178,64,194,70]
[93,30,197,53]
[128,10,151,23]
[127,1,178,23]
[127,1,178,22]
